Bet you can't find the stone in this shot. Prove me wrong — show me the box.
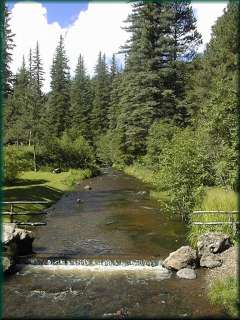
[176,268,197,279]
[3,223,34,255]
[76,198,83,204]
[197,232,232,257]
[162,246,197,271]
[137,191,147,195]
[3,256,14,273]
[200,254,222,268]
[52,168,61,174]
[84,185,92,190]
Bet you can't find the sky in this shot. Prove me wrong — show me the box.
[7,1,228,93]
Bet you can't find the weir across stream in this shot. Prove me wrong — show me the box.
[4,169,226,318]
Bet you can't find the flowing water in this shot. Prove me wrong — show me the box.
[3,169,226,318]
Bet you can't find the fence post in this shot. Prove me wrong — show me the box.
[10,204,13,223]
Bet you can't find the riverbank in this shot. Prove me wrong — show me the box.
[3,169,93,220]
[123,164,238,317]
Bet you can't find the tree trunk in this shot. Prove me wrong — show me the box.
[33,143,37,172]
[28,130,32,146]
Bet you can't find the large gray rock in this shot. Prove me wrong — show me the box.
[3,223,34,255]
[176,268,197,279]
[197,232,232,257]
[200,254,222,268]
[162,246,197,271]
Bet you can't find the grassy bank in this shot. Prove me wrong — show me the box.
[124,165,238,243]
[3,169,92,221]
[189,187,238,246]
[208,276,238,317]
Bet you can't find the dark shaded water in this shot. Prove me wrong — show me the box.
[3,169,226,318]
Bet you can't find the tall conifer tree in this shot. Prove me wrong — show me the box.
[46,35,71,137]
[70,54,93,140]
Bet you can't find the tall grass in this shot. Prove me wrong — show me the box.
[124,165,155,184]
[208,276,238,317]
[188,187,238,246]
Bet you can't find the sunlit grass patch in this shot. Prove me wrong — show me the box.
[3,169,93,223]
[124,165,155,184]
[188,187,238,246]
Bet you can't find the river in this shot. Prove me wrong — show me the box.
[3,168,226,318]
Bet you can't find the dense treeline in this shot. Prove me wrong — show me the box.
[4,2,238,216]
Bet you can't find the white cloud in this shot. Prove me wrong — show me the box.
[10,2,63,92]
[192,2,228,52]
[10,1,131,92]
[10,1,227,93]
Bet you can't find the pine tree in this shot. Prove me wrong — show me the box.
[32,41,44,97]
[70,54,93,140]
[117,1,201,161]
[5,56,30,144]
[46,35,71,137]
[91,52,111,138]
[4,5,15,97]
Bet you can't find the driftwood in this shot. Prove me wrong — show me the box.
[16,222,47,226]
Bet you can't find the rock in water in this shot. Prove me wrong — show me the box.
[3,223,34,255]
[176,268,197,279]
[84,185,92,190]
[162,246,197,270]
[200,254,222,268]
[197,232,232,257]
[3,256,14,273]
[76,198,83,204]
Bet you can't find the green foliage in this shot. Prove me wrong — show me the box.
[153,128,216,218]
[208,277,238,317]
[145,120,176,168]
[70,54,93,140]
[117,1,201,161]
[46,35,71,137]
[4,146,34,184]
[91,52,111,138]
[96,130,126,167]
[38,132,96,170]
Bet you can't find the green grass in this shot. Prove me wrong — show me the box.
[124,165,155,184]
[3,169,92,222]
[208,276,239,317]
[188,187,238,246]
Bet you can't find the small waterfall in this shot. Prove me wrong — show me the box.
[17,256,171,274]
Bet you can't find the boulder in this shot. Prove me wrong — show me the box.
[52,168,61,174]
[3,223,34,255]
[3,256,14,273]
[197,232,232,257]
[84,185,92,190]
[162,246,197,270]
[176,268,197,279]
[200,254,222,268]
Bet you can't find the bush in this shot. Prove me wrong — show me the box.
[145,120,177,168]
[37,132,97,171]
[96,130,126,167]
[153,127,216,219]
[4,146,33,184]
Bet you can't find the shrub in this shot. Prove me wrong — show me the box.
[96,130,126,167]
[4,146,33,184]
[37,132,97,171]
[153,127,216,219]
